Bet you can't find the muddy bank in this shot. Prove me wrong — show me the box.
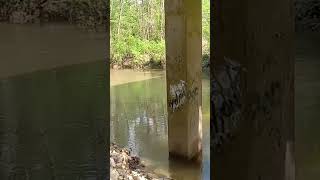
[110,55,210,73]
[110,143,172,180]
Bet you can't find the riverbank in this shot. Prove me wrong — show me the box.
[110,54,210,73]
[0,0,107,31]
[110,143,172,180]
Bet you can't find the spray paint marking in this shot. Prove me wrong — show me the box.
[169,80,187,112]
[211,57,244,151]
[168,80,200,112]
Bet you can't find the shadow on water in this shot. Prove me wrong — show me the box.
[0,23,108,180]
[110,70,210,180]
[0,61,108,180]
[0,23,107,78]
[295,32,320,180]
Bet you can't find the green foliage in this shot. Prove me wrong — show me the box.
[0,0,211,68]
[202,0,210,55]
[111,0,210,69]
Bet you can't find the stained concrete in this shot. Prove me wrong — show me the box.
[211,0,295,179]
[164,0,202,160]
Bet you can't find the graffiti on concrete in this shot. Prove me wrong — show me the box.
[211,57,245,151]
[211,56,286,152]
[168,80,200,112]
[169,80,187,112]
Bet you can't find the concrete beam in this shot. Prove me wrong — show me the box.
[164,0,202,160]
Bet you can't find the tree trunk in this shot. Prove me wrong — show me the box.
[117,0,124,37]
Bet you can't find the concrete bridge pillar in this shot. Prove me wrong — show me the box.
[211,0,294,179]
[164,0,202,160]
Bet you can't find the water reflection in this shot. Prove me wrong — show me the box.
[110,70,210,179]
[0,62,108,180]
[0,23,107,78]
[0,23,108,180]
[295,33,320,180]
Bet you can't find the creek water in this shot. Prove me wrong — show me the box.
[0,23,108,179]
[295,32,320,180]
[110,70,210,180]
[110,32,320,180]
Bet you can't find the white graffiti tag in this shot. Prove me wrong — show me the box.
[169,80,186,112]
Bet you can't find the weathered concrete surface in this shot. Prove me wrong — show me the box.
[211,0,295,179]
[164,0,202,160]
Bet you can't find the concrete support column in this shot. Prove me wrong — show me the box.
[211,0,294,179]
[164,0,202,160]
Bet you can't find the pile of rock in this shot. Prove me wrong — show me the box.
[110,143,172,180]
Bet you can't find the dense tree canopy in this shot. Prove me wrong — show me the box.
[110,0,210,69]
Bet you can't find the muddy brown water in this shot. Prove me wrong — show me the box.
[0,23,108,180]
[0,23,107,78]
[110,70,210,180]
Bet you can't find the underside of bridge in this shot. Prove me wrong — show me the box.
[165,0,294,179]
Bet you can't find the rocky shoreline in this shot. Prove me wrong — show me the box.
[110,143,172,180]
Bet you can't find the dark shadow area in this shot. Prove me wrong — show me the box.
[0,1,110,179]
[0,61,109,179]
[210,0,295,179]
[295,32,320,180]
[210,0,319,180]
